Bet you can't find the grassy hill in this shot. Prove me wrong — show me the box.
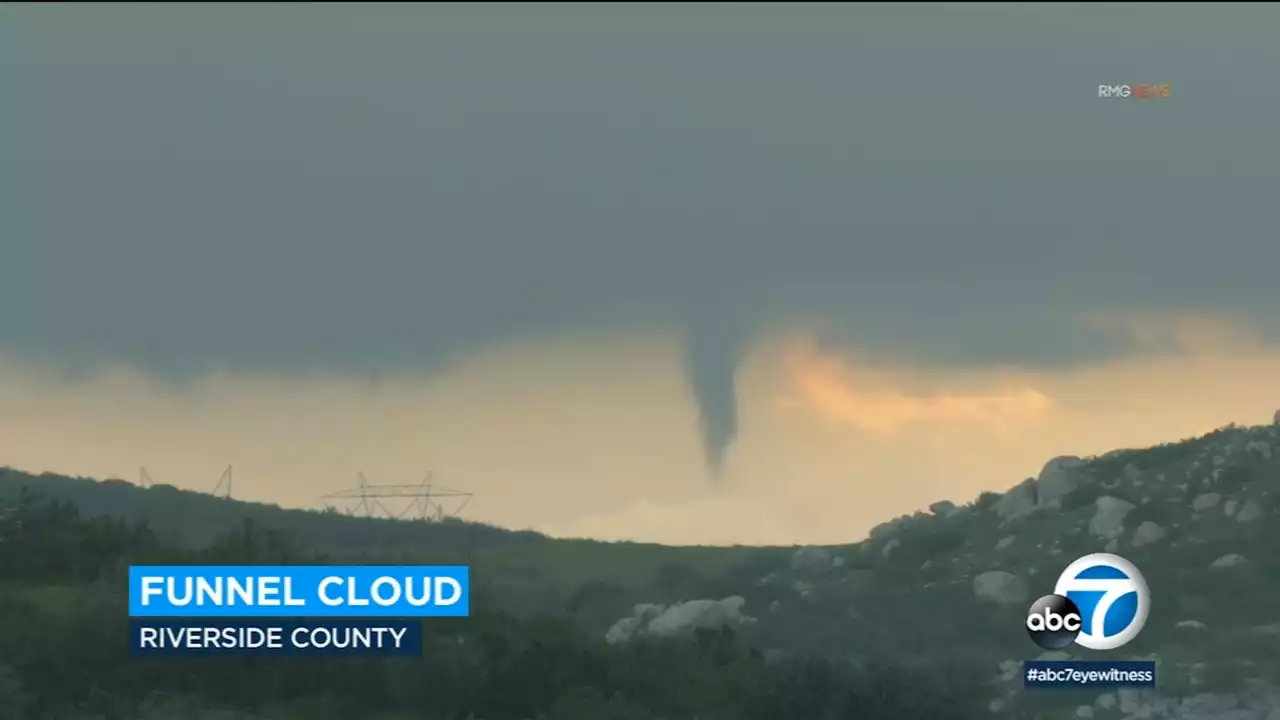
[0,471,971,720]
[0,467,772,618]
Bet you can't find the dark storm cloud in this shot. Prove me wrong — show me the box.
[4,4,1280,471]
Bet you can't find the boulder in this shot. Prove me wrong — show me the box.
[605,603,666,644]
[646,596,756,637]
[1245,440,1273,459]
[1210,554,1249,569]
[1131,521,1167,548]
[1174,693,1235,717]
[791,546,832,572]
[1089,496,1136,539]
[1035,456,1084,508]
[868,515,913,540]
[1235,500,1265,523]
[929,500,957,516]
[1192,493,1222,511]
[973,571,1028,605]
[881,537,901,558]
[1033,651,1070,662]
[605,598,757,644]
[996,478,1038,520]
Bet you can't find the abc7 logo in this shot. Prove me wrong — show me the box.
[1025,594,1083,650]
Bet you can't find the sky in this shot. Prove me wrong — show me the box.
[4,3,1280,545]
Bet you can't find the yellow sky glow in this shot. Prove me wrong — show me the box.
[1,312,1276,546]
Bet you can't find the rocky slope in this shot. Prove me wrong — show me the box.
[606,418,1280,720]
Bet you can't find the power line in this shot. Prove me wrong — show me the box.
[320,472,472,521]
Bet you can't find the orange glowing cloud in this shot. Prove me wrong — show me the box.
[781,340,1053,435]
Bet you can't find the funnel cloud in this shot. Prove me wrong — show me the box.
[5,4,1280,524]
[681,305,753,477]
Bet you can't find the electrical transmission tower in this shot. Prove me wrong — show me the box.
[211,465,233,499]
[136,465,232,498]
[320,472,472,521]
[134,465,233,498]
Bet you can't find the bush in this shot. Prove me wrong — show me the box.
[1217,465,1256,493]
[1125,499,1174,529]
[654,562,704,598]
[973,491,1000,511]
[1059,485,1099,512]
[0,663,29,720]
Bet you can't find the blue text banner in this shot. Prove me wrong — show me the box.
[129,565,470,618]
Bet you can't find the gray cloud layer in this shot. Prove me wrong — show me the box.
[5,4,1280,471]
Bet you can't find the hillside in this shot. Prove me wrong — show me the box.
[600,419,1280,720]
[0,467,772,619]
[0,474,973,720]
[4,418,1280,719]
